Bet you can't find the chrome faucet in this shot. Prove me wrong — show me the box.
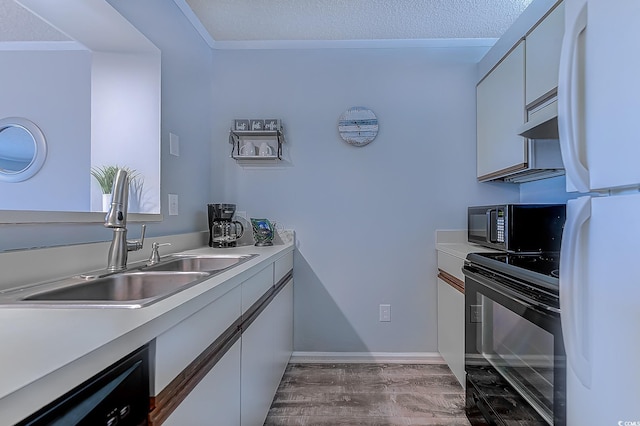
[105,169,145,271]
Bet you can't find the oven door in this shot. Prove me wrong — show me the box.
[463,266,565,426]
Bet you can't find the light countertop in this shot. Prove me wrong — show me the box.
[435,229,496,260]
[0,234,294,425]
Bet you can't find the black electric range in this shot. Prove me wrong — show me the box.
[463,251,565,425]
[465,251,560,310]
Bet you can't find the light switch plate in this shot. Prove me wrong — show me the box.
[169,133,180,156]
[168,194,178,216]
[379,304,391,322]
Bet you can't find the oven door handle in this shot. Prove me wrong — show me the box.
[464,268,560,314]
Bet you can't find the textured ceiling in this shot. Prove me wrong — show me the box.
[184,0,534,42]
[0,0,69,41]
[1,0,534,46]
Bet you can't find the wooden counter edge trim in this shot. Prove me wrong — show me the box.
[242,270,293,332]
[438,269,465,294]
[477,162,527,182]
[149,317,242,425]
[148,268,294,425]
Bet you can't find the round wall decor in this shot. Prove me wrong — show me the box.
[338,107,378,147]
[0,117,47,182]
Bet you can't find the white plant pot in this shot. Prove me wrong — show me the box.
[102,193,112,212]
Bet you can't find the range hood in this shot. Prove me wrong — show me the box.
[501,138,565,183]
[503,139,565,182]
[518,97,559,139]
[481,137,565,184]
[490,96,564,183]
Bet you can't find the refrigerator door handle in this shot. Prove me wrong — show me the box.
[558,2,590,193]
[560,196,592,388]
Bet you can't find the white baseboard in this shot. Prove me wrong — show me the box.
[290,352,445,364]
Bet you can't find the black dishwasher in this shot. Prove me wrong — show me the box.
[17,344,150,426]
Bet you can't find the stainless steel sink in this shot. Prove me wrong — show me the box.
[0,253,258,308]
[143,254,255,273]
[21,271,209,307]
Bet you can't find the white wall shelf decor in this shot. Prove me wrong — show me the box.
[229,119,284,161]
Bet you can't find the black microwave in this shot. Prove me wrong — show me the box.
[467,204,566,252]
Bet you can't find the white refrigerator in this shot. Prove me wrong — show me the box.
[558,0,640,424]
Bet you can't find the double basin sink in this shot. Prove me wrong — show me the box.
[0,254,257,309]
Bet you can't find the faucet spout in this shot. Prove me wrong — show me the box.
[105,169,129,229]
[104,168,145,271]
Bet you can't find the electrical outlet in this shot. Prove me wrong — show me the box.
[379,304,391,322]
[168,194,178,216]
[169,132,180,156]
[470,305,482,323]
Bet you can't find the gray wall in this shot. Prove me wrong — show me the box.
[211,48,519,352]
[520,175,576,204]
[111,0,215,234]
[0,49,91,212]
[0,1,213,251]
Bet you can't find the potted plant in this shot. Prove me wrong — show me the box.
[91,165,139,211]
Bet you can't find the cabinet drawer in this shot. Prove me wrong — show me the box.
[241,264,274,314]
[274,251,293,283]
[437,251,465,283]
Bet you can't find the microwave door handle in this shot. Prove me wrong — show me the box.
[486,209,494,243]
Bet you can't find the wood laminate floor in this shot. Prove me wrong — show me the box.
[264,363,471,426]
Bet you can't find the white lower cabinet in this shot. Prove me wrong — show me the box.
[154,251,294,425]
[240,265,276,426]
[272,280,294,384]
[241,295,278,426]
[437,277,465,388]
[154,286,242,395]
[241,277,293,426]
[164,340,241,426]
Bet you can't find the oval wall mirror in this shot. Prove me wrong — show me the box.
[0,117,47,182]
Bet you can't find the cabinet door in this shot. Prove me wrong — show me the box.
[272,279,293,381]
[526,2,565,106]
[241,280,293,426]
[241,295,277,426]
[437,278,465,388]
[164,341,241,426]
[476,41,526,181]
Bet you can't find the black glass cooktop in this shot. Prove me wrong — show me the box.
[467,251,560,291]
[482,252,559,277]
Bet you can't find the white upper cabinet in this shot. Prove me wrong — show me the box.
[477,41,527,180]
[526,2,565,106]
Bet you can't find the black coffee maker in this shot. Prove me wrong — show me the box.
[208,203,244,248]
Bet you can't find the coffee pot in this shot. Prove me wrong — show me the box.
[208,203,244,248]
